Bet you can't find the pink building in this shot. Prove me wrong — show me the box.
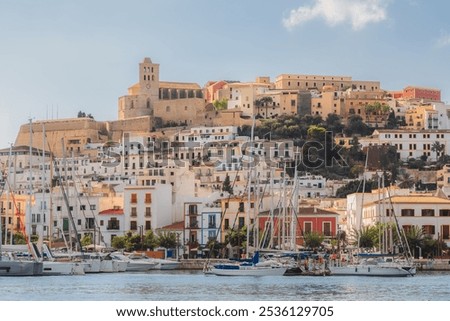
[402,86,441,101]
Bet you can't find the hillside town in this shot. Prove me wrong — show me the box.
[1,57,449,266]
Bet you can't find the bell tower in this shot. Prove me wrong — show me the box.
[139,57,159,100]
[118,57,160,120]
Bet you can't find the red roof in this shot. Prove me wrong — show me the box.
[159,221,184,230]
[99,209,124,215]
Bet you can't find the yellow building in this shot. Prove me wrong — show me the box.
[118,57,206,128]
[275,74,380,92]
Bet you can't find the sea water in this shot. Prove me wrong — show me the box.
[0,270,448,301]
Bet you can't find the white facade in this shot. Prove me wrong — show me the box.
[123,184,173,234]
[363,194,450,247]
[360,129,450,162]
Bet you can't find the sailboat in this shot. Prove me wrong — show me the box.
[0,140,43,276]
[206,118,288,277]
[0,245,43,276]
[207,251,287,276]
[329,154,416,277]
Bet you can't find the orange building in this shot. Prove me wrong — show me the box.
[395,86,441,101]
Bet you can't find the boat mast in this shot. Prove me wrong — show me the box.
[4,143,13,245]
[56,139,83,253]
[290,150,299,251]
[27,118,33,244]
[245,116,255,258]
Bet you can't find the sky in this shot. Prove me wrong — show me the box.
[1,0,449,149]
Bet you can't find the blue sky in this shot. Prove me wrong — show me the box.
[1,0,449,149]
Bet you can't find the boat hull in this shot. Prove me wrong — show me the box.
[0,261,43,276]
[210,265,287,276]
[329,264,416,277]
[42,261,85,275]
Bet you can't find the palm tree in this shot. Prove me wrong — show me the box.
[255,96,273,118]
[403,225,424,258]
[303,231,324,249]
[431,141,445,162]
[351,226,378,249]
[396,170,415,189]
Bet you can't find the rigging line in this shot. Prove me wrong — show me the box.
[205,138,258,262]
[204,159,245,262]
[43,130,84,254]
[2,171,34,256]
[385,185,414,261]
[70,161,107,247]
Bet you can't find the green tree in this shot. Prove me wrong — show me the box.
[143,230,158,250]
[344,115,372,136]
[307,125,326,141]
[125,232,142,251]
[352,226,378,249]
[225,227,247,247]
[213,98,228,111]
[397,170,415,189]
[111,235,127,249]
[157,231,177,249]
[431,141,445,162]
[386,110,398,129]
[80,234,92,247]
[404,226,424,258]
[303,231,324,249]
[222,174,233,195]
[325,113,344,134]
[13,232,27,245]
[77,111,94,119]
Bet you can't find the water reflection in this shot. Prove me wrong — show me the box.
[0,271,448,301]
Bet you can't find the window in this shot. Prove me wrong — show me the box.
[304,222,312,234]
[145,207,151,217]
[107,218,119,230]
[131,207,137,217]
[131,193,137,203]
[238,217,245,229]
[402,225,412,234]
[80,205,86,211]
[422,225,435,235]
[401,209,414,216]
[238,202,244,212]
[85,218,95,229]
[145,220,151,230]
[208,215,216,228]
[145,193,152,204]
[188,204,197,215]
[224,219,230,230]
[130,221,137,230]
[323,222,332,237]
[439,210,450,216]
[421,209,435,217]
[90,204,96,210]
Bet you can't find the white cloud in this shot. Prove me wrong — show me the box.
[283,0,388,31]
[436,33,450,48]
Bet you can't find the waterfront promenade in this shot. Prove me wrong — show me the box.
[175,258,450,271]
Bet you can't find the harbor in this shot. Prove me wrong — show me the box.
[0,269,449,301]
